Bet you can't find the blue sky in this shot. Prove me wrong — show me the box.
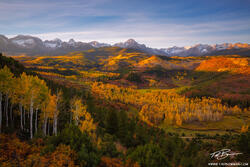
[1,0,250,48]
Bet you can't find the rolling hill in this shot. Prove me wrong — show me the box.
[11,48,250,109]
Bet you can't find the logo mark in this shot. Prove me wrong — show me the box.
[210,149,242,160]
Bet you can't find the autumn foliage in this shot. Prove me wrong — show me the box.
[91,82,245,126]
[99,157,140,167]
[70,97,96,137]
[0,134,76,167]
[196,57,250,75]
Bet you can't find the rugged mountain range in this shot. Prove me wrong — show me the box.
[0,34,249,56]
[160,43,250,57]
[0,35,94,56]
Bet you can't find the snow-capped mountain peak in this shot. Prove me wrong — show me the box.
[12,38,35,47]
[161,46,187,54]
[125,39,137,45]
[68,39,76,46]
[44,38,64,48]
[89,41,110,48]
[115,39,144,48]
[9,35,43,48]
[0,34,249,57]
[52,38,62,43]
[44,41,57,48]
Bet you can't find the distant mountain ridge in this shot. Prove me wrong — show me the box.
[0,34,249,56]
[0,35,94,56]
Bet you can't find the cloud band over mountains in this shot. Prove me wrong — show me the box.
[1,0,250,48]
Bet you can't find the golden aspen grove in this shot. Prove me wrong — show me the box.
[91,82,245,126]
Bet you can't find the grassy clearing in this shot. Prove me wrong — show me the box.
[159,123,231,136]
[159,113,249,136]
[181,115,244,131]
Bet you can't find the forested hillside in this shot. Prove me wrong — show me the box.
[0,52,249,166]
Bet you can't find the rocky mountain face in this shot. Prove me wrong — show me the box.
[114,39,167,55]
[113,39,250,57]
[0,35,94,56]
[0,34,249,56]
[89,41,111,48]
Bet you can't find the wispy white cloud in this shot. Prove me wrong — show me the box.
[0,0,114,20]
[9,18,247,48]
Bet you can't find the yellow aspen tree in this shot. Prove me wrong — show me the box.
[79,110,96,137]
[41,94,50,136]
[27,75,48,139]
[19,73,34,132]
[0,66,14,132]
[45,93,56,136]
[175,113,182,126]
[53,90,62,136]
[70,97,96,137]
[31,77,49,136]
[70,97,85,126]
[240,125,249,133]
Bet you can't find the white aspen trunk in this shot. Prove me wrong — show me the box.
[53,113,55,135]
[43,113,47,136]
[35,108,38,134]
[55,115,58,136]
[69,112,72,124]
[5,94,8,127]
[53,113,57,136]
[76,104,79,126]
[55,116,57,135]
[53,97,59,135]
[23,108,26,128]
[19,103,23,130]
[70,110,72,124]
[70,104,73,124]
[30,97,34,139]
[0,92,2,133]
[47,119,50,136]
[54,91,60,135]
[10,103,13,127]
